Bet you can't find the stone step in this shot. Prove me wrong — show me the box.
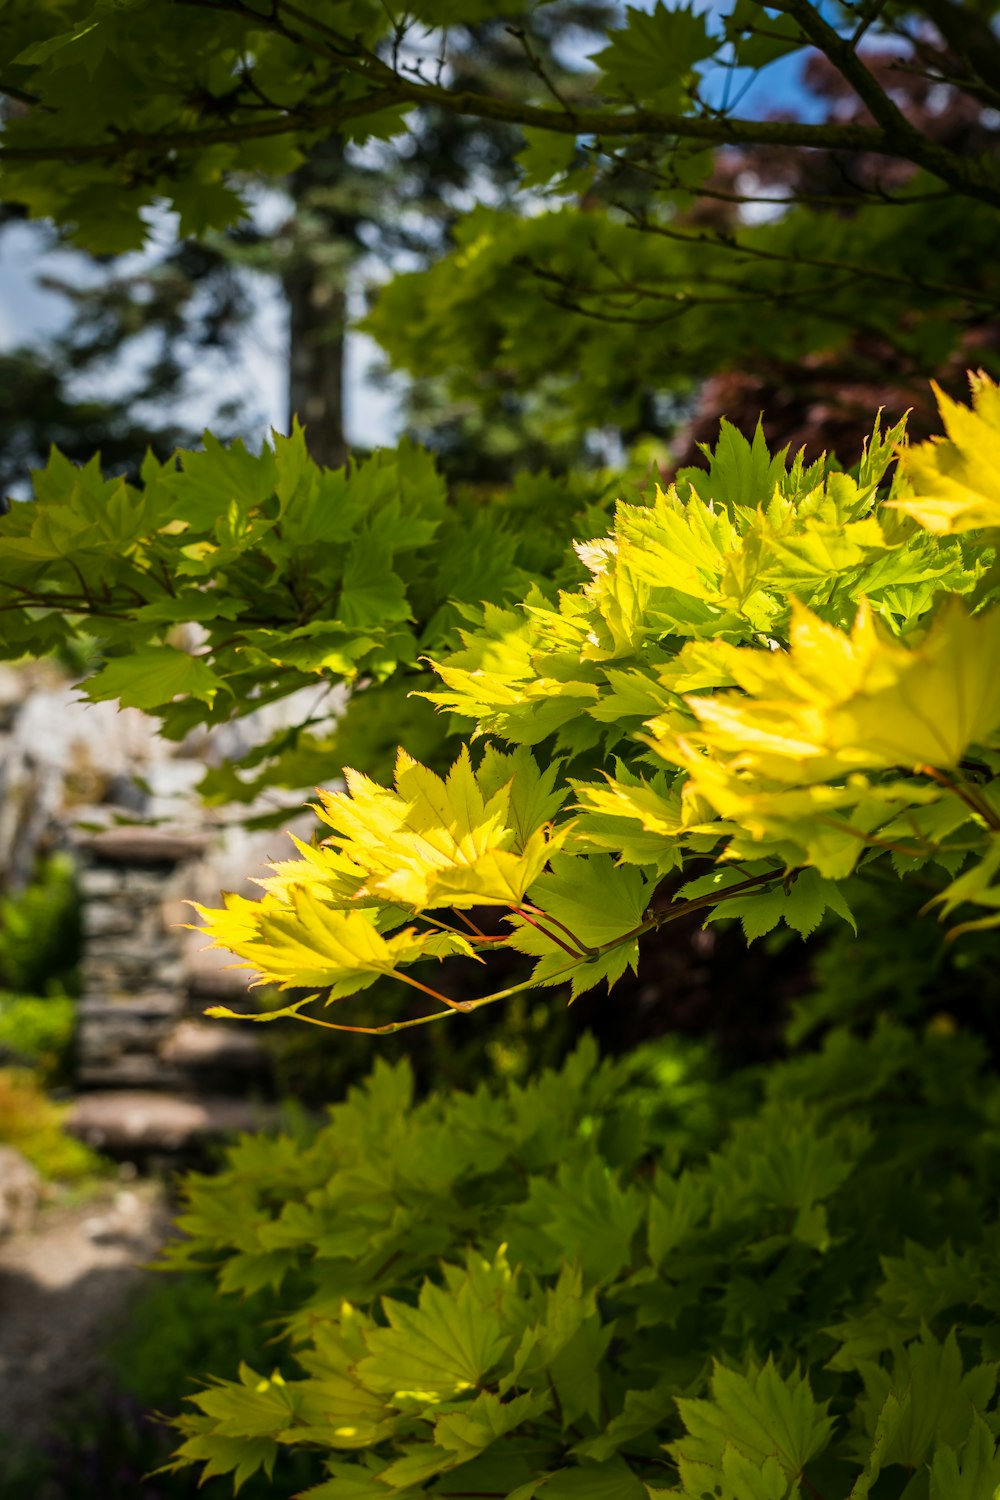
[159,1019,267,1073]
[76,825,210,866]
[67,1091,280,1156]
[78,992,180,1020]
[74,1007,268,1092]
[75,1056,184,1090]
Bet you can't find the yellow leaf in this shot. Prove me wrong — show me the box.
[312,745,563,909]
[193,886,471,995]
[647,600,1000,781]
[888,373,1000,533]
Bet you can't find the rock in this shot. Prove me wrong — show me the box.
[76,994,184,1088]
[160,1020,266,1073]
[67,1091,278,1153]
[0,1147,42,1238]
[76,825,210,865]
[82,1189,153,1247]
[78,866,126,897]
[101,772,150,815]
[81,900,137,938]
[78,992,180,1021]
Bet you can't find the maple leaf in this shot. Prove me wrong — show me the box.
[191,886,472,996]
[593,3,715,109]
[311,745,563,910]
[506,854,652,998]
[889,373,1000,533]
[670,1359,833,1491]
[85,646,226,711]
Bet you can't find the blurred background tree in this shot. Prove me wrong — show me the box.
[0,7,617,494]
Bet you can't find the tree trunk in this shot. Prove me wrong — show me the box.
[282,139,352,470]
[286,269,347,469]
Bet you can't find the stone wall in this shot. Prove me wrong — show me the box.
[0,663,327,1111]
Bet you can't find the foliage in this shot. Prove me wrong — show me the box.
[4,379,1000,1027]
[0,857,81,1085]
[3,9,1000,1495]
[0,9,617,494]
[0,1067,103,1180]
[2,0,998,459]
[0,990,75,1075]
[164,379,1000,1035]
[0,428,611,801]
[0,852,81,995]
[157,1026,1000,1498]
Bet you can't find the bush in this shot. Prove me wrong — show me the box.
[161,1027,1000,1496]
[0,991,75,1076]
[0,853,81,997]
[0,1068,103,1181]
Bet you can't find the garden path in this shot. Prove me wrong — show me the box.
[0,1180,169,1450]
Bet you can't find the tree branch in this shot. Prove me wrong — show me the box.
[917,0,1000,103]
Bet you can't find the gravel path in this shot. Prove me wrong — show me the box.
[0,1180,170,1450]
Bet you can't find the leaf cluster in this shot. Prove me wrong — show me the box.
[0,429,610,797]
[189,378,1000,1028]
[163,1025,1000,1498]
[4,0,999,448]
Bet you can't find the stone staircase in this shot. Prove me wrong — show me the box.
[0,661,331,1161]
[68,822,280,1158]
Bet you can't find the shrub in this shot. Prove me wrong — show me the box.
[161,1027,1000,1497]
[0,853,82,997]
[0,1068,103,1181]
[0,991,76,1076]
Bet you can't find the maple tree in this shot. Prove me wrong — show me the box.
[3,4,1000,1497]
[158,1026,1000,1498]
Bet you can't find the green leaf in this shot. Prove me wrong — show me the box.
[358,1270,511,1399]
[854,1329,998,1470]
[848,1393,903,1500]
[670,1358,833,1486]
[930,1415,1000,1500]
[572,1384,677,1463]
[542,1458,649,1499]
[515,1156,646,1282]
[723,0,805,68]
[518,128,579,189]
[706,870,856,942]
[593,3,715,107]
[507,1262,614,1427]
[14,23,101,67]
[507,855,652,997]
[434,1389,551,1464]
[680,417,788,511]
[648,1171,708,1265]
[85,646,225,710]
[338,534,412,630]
